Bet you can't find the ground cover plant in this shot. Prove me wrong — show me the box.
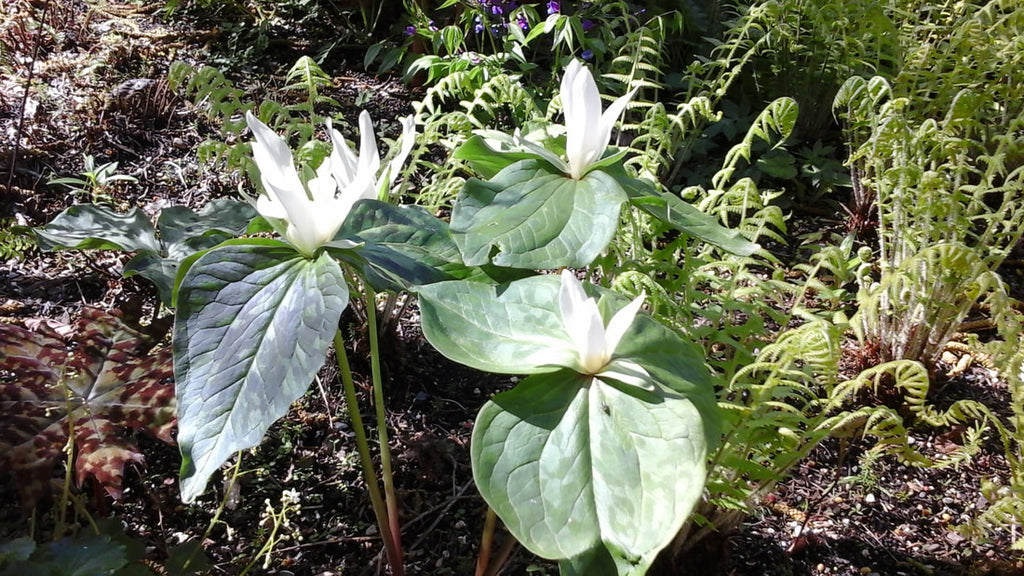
[2,0,1024,575]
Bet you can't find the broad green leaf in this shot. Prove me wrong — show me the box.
[454,134,541,179]
[36,534,128,576]
[34,204,160,253]
[416,277,573,375]
[123,253,179,304]
[558,545,620,576]
[157,198,257,261]
[0,538,35,564]
[452,160,627,269]
[332,200,467,290]
[454,132,566,179]
[428,275,719,571]
[473,370,713,571]
[165,541,210,576]
[613,171,760,257]
[174,244,347,502]
[474,371,598,559]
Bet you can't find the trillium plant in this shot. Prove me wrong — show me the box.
[41,58,749,576]
[417,272,718,574]
[172,108,450,576]
[451,60,758,269]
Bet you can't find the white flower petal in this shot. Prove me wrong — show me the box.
[357,111,380,188]
[247,112,316,239]
[558,270,590,329]
[245,110,377,256]
[597,88,637,154]
[560,60,583,122]
[604,293,645,355]
[599,359,654,391]
[558,270,613,373]
[255,194,287,220]
[308,161,337,203]
[558,60,636,179]
[385,114,416,189]
[327,118,359,184]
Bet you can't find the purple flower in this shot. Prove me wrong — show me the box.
[428,20,438,31]
[581,19,595,31]
[516,12,529,30]
[404,25,416,36]
[474,15,484,33]
[581,49,594,60]
[492,5,503,14]
[546,0,560,14]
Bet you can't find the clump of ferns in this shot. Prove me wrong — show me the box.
[842,164,878,240]
[663,319,976,559]
[837,76,1024,380]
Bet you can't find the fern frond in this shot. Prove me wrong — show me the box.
[712,97,798,190]
[284,56,339,112]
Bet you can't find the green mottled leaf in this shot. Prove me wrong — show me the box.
[473,370,713,571]
[33,199,255,305]
[451,160,626,268]
[34,204,160,253]
[37,534,127,576]
[174,243,347,502]
[417,277,569,375]
[421,274,719,571]
[0,537,35,564]
[454,134,548,180]
[333,200,467,290]
[165,541,210,576]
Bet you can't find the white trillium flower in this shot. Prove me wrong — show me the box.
[556,270,652,389]
[246,110,416,257]
[560,59,637,180]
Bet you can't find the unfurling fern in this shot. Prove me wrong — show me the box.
[853,243,1010,370]
[711,97,799,191]
[460,73,539,130]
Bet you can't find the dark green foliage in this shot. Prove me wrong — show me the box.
[33,199,256,306]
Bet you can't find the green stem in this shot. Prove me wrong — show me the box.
[365,284,405,575]
[334,329,403,574]
[475,508,498,576]
[181,455,244,574]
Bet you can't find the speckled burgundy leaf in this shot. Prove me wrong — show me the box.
[0,308,176,508]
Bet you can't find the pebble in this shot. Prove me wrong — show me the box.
[864,493,876,503]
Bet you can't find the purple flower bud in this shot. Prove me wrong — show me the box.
[517,13,529,30]
[581,19,595,31]
[581,49,594,60]
[428,19,438,31]
[404,25,416,36]
[546,0,560,14]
